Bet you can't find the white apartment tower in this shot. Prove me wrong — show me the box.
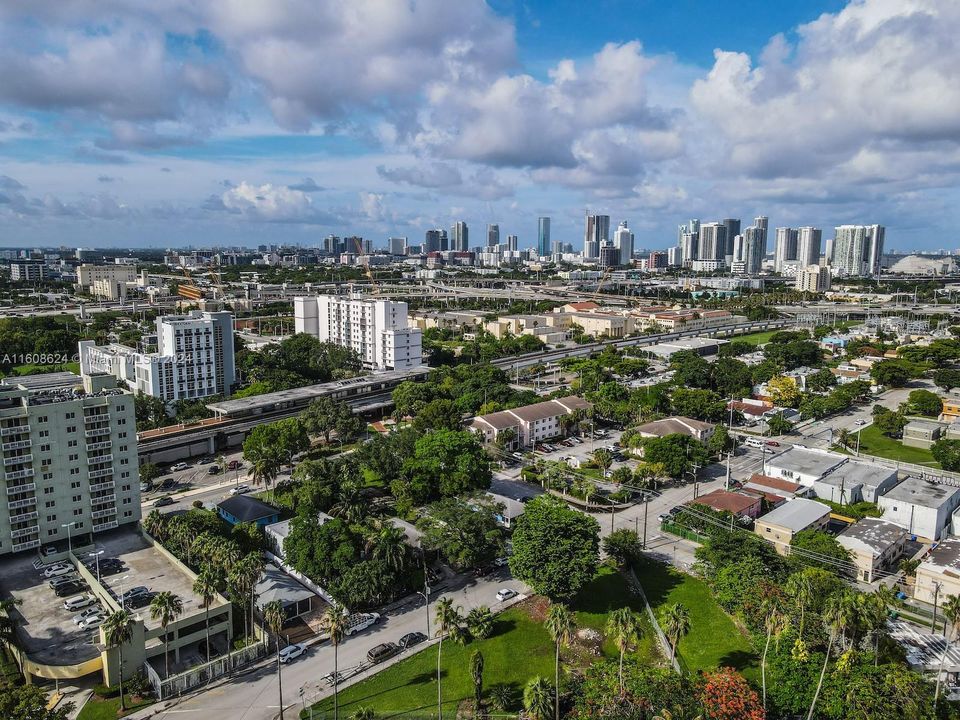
[613,221,635,265]
[294,296,423,371]
[796,227,823,267]
[79,311,236,402]
[774,227,798,272]
[796,265,832,293]
[0,374,141,555]
[699,223,728,262]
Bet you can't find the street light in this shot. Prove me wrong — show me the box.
[61,521,78,556]
[113,574,130,610]
[88,550,104,584]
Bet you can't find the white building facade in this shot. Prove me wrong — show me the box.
[294,295,423,371]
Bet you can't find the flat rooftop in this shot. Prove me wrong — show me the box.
[766,446,846,479]
[757,498,831,532]
[881,477,960,509]
[1,371,81,390]
[819,460,895,489]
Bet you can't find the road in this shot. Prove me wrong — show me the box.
[143,572,528,720]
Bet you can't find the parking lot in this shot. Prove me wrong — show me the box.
[0,551,102,666]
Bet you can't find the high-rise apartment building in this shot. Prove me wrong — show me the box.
[10,260,48,282]
[832,225,884,276]
[613,221,634,265]
[774,227,798,272]
[795,265,831,293]
[537,217,551,257]
[796,227,822,268]
[424,229,442,254]
[742,226,764,274]
[388,237,408,256]
[667,246,682,266]
[698,223,728,262]
[79,311,236,402]
[680,232,699,265]
[486,224,500,248]
[507,235,518,252]
[0,373,141,555]
[721,219,741,257]
[294,296,422,371]
[451,222,469,252]
[584,214,610,259]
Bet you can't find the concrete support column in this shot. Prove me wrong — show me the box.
[207,436,215,454]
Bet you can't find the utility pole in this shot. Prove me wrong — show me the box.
[642,500,648,549]
[932,581,943,632]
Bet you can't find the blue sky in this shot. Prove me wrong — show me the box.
[0,0,958,252]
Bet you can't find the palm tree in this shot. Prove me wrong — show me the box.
[149,591,183,678]
[0,597,24,677]
[250,456,279,491]
[544,603,575,720]
[371,524,407,571]
[102,609,134,711]
[434,597,464,720]
[264,600,287,720]
[523,677,554,720]
[350,709,376,720]
[466,606,494,640]
[607,607,640,696]
[785,571,815,634]
[808,590,854,720]
[935,595,960,705]
[142,509,167,540]
[331,482,367,524]
[321,607,347,720]
[470,650,485,711]
[192,565,219,663]
[759,596,786,713]
[836,428,851,450]
[661,603,690,665]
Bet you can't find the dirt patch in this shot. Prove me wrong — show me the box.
[519,595,551,623]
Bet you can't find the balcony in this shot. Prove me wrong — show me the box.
[5,468,34,481]
[6,482,36,495]
[84,427,111,439]
[92,507,116,520]
[8,497,36,511]
[0,425,30,437]
[10,525,39,540]
[85,440,111,451]
[91,494,116,506]
[89,480,115,493]
[84,413,111,424]
[9,510,38,523]
[12,538,40,552]
[88,467,113,479]
[92,520,118,533]
[88,454,113,465]
[1,439,31,452]
[3,454,32,467]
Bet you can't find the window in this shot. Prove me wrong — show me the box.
[46,514,56,522]
[66,426,76,433]
[72,495,81,502]
[69,453,78,462]
[45,501,55,508]
[40,444,50,452]
[39,430,49,438]
[38,415,48,423]
[74,508,83,516]
[44,487,54,495]
[70,468,79,475]
[68,440,77,448]
[71,481,80,489]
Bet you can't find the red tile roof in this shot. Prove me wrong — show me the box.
[688,489,761,515]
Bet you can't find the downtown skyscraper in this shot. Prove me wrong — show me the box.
[451,221,469,252]
[537,217,551,256]
[584,214,610,259]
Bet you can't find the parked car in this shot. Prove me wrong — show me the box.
[495,588,518,602]
[63,594,96,611]
[49,574,80,588]
[126,592,156,609]
[227,460,242,471]
[43,564,72,578]
[140,481,152,493]
[55,581,86,597]
[854,419,867,426]
[493,556,509,567]
[279,643,306,663]
[41,545,58,557]
[398,632,427,650]
[230,484,250,496]
[343,612,381,636]
[766,440,780,447]
[171,462,189,472]
[366,642,400,664]
[78,613,105,630]
[207,464,221,475]
[153,496,174,508]
[160,478,176,490]
[119,586,149,603]
[74,607,102,625]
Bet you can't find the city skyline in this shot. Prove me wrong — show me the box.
[0,0,958,250]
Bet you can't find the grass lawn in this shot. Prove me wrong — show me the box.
[730,330,778,346]
[304,566,661,719]
[0,361,81,378]
[632,555,760,683]
[845,425,940,467]
[77,695,153,720]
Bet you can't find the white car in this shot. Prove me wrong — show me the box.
[279,643,306,663]
[44,564,72,578]
[63,594,96,611]
[854,419,867,426]
[493,557,509,568]
[74,607,101,625]
[496,588,518,602]
[79,614,105,630]
[343,612,381,636]
[230,484,250,496]
[171,462,189,472]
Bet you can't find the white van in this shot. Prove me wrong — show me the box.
[744,437,765,449]
[343,612,381,636]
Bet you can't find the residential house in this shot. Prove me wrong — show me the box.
[254,563,323,624]
[689,489,762,519]
[728,399,773,426]
[216,495,281,528]
[837,518,907,583]
[264,512,333,558]
[486,491,526,529]
[754,498,832,554]
[469,396,593,449]
[942,398,960,422]
[877,477,960,541]
[634,416,716,443]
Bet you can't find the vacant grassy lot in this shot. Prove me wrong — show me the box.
[77,695,153,720]
[632,555,760,682]
[847,425,939,467]
[730,330,778,346]
[304,565,660,719]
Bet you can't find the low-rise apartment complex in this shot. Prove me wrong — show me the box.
[470,397,593,449]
